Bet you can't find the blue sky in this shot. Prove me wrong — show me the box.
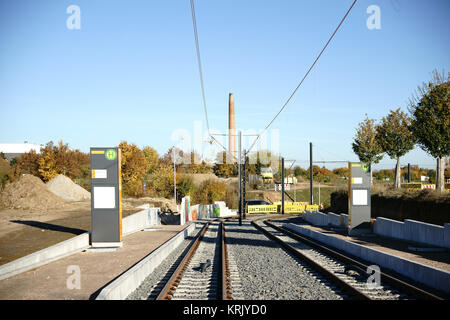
[0,0,449,169]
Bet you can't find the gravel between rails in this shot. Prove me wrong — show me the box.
[225,220,343,300]
[169,221,221,300]
[127,222,205,300]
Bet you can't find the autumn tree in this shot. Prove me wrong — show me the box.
[148,163,174,198]
[180,151,212,174]
[332,167,349,178]
[376,108,416,188]
[16,150,41,176]
[0,158,14,188]
[352,115,383,183]
[159,147,184,167]
[212,151,237,177]
[408,69,449,192]
[142,146,159,175]
[37,141,89,181]
[192,179,227,205]
[294,166,308,178]
[119,141,149,197]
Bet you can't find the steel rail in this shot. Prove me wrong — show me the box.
[221,222,232,300]
[251,220,372,300]
[264,220,444,300]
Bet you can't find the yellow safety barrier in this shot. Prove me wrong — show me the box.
[248,203,319,214]
[305,204,319,212]
[284,204,306,213]
[274,201,308,206]
[247,205,278,214]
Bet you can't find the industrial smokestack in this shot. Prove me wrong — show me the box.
[228,93,236,162]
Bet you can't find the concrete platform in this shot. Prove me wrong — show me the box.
[278,217,450,272]
[275,217,450,295]
[0,225,186,300]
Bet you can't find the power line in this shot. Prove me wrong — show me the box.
[189,0,237,162]
[190,0,210,134]
[247,0,358,153]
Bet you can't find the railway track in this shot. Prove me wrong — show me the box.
[156,220,234,300]
[252,218,444,300]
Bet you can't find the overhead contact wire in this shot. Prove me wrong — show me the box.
[247,0,358,153]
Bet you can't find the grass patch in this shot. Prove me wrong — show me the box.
[286,187,337,208]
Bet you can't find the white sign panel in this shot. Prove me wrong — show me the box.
[93,187,116,209]
[352,189,368,206]
[275,184,290,191]
[93,169,107,179]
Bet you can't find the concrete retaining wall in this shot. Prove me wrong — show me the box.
[304,211,328,226]
[0,232,90,281]
[284,223,450,294]
[304,211,449,249]
[122,207,161,236]
[404,219,445,248]
[96,222,197,300]
[445,224,450,249]
[327,212,341,227]
[122,210,148,236]
[304,211,348,228]
[341,214,348,227]
[372,217,449,249]
[373,217,404,240]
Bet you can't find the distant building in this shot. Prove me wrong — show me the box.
[0,142,42,161]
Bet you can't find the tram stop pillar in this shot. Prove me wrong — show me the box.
[348,162,371,236]
[90,147,123,249]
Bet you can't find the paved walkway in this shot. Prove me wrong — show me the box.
[0,225,186,300]
[274,216,450,272]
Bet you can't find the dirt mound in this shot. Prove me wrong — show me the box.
[46,175,91,202]
[0,174,68,210]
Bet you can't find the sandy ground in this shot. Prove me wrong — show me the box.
[0,224,186,300]
[0,199,146,266]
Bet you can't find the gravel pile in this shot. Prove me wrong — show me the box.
[225,220,343,300]
[127,224,204,300]
[46,174,90,202]
[0,174,68,210]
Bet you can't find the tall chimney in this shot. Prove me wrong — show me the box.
[228,93,236,162]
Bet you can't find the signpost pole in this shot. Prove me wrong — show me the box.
[243,149,247,219]
[281,157,285,215]
[309,142,313,205]
[173,148,177,207]
[238,131,242,226]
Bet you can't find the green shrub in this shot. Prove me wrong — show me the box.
[124,179,144,198]
[192,179,227,204]
[176,175,195,200]
[401,182,422,189]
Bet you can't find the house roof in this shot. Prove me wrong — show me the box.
[0,143,42,154]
